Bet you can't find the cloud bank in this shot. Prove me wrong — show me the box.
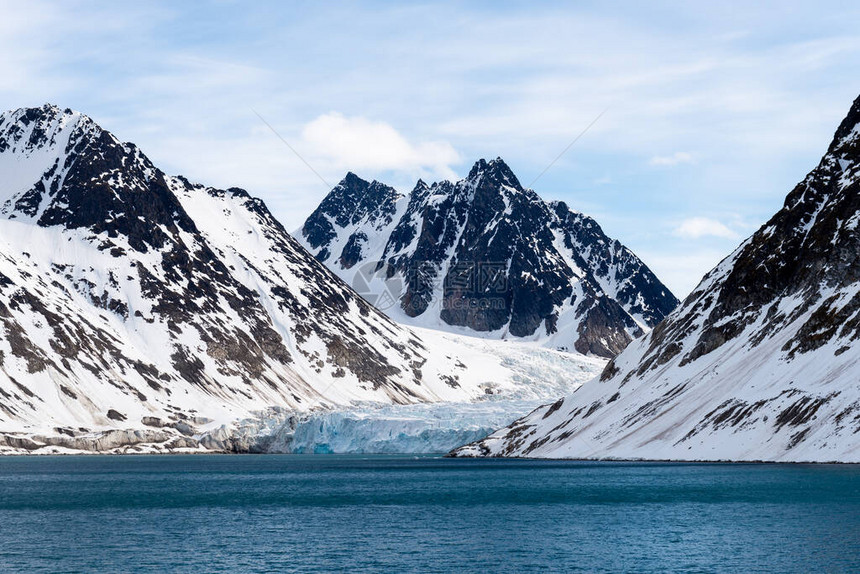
[650,152,694,166]
[300,113,460,178]
[675,217,741,240]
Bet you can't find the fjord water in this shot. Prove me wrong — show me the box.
[0,456,857,573]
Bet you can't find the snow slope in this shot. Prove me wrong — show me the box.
[451,95,860,463]
[297,159,678,358]
[0,104,604,454]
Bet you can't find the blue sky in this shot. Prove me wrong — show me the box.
[2,0,860,296]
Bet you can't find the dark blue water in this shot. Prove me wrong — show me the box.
[0,455,858,573]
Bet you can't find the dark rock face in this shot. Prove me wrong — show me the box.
[303,173,401,263]
[299,157,678,358]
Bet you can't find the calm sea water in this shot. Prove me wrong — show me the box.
[0,455,858,573]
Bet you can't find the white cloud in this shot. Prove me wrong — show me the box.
[674,217,740,240]
[301,113,460,178]
[137,113,462,233]
[649,152,695,166]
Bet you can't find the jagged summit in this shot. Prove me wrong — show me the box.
[0,104,91,156]
[302,172,402,265]
[830,94,860,150]
[0,104,183,253]
[2,103,75,125]
[298,158,678,358]
[451,95,860,462]
[466,157,523,190]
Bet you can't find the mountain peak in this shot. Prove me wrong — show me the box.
[12,103,74,122]
[341,171,369,187]
[830,94,860,154]
[0,103,199,252]
[1,103,92,132]
[466,157,522,190]
[301,171,402,254]
[0,104,90,156]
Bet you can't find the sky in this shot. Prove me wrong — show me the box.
[2,0,860,297]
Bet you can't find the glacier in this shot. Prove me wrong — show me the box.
[224,399,567,454]
[203,326,606,454]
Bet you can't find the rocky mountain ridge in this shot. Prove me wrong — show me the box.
[298,158,678,358]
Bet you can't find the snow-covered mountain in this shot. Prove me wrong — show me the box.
[297,159,678,358]
[451,96,860,463]
[0,104,604,454]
